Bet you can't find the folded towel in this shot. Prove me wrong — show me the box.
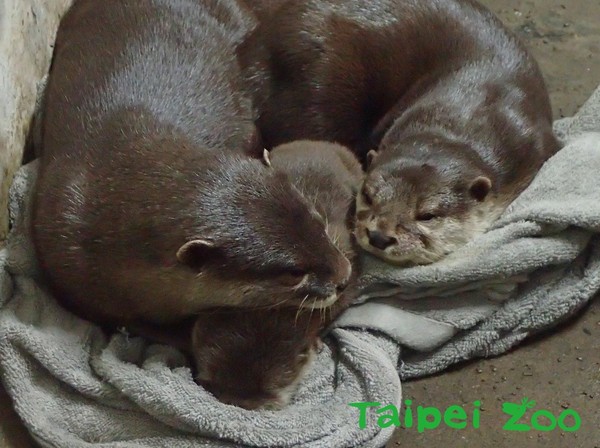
[1,79,599,447]
[337,84,600,379]
[0,164,400,447]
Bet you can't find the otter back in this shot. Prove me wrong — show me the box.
[239,0,560,265]
[33,0,352,328]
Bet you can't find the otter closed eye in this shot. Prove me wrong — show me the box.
[288,268,307,278]
[276,269,308,287]
[416,212,437,221]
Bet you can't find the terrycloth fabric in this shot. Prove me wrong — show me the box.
[1,85,599,447]
[337,84,600,379]
[0,159,400,447]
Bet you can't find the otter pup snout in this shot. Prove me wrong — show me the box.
[192,308,323,410]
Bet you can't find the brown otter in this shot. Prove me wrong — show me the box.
[268,140,364,262]
[191,141,362,409]
[32,0,351,330]
[191,305,331,410]
[239,0,560,265]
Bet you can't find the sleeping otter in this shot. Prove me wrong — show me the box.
[239,0,560,265]
[268,140,363,260]
[32,0,351,330]
[191,140,362,409]
[191,306,329,410]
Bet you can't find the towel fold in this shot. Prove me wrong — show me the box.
[1,80,599,447]
[338,85,600,380]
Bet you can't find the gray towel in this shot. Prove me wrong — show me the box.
[0,167,400,446]
[337,84,600,379]
[1,84,599,446]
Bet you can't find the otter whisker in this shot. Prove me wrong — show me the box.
[295,294,310,325]
[308,300,316,326]
[292,274,310,291]
[265,297,291,309]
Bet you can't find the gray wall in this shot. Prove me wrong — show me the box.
[0,0,73,240]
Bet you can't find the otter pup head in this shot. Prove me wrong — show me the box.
[191,308,322,410]
[355,147,497,265]
[176,153,352,310]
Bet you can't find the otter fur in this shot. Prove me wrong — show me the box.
[32,0,352,330]
[239,0,560,265]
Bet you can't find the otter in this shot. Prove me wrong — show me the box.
[268,140,363,260]
[239,0,560,265]
[191,141,362,409]
[32,0,351,330]
[191,306,330,410]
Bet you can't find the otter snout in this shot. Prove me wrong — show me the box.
[298,254,351,309]
[367,229,397,250]
[357,214,426,264]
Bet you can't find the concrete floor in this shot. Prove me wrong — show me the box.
[1,0,599,446]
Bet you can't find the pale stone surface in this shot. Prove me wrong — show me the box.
[0,0,73,240]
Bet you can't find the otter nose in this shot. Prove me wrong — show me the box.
[367,229,396,250]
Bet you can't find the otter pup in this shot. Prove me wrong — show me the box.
[191,306,330,410]
[191,141,361,409]
[32,0,351,330]
[239,0,559,265]
[269,140,364,259]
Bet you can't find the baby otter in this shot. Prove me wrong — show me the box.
[191,306,328,410]
[32,0,351,330]
[268,140,364,259]
[239,0,560,265]
[191,141,362,409]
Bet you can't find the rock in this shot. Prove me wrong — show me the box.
[0,0,73,240]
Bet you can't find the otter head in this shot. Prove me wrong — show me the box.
[192,308,322,410]
[355,148,497,265]
[176,153,352,310]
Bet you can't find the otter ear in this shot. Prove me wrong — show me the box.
[262,148,272,168]
[469,176,492,202]
[366,150,378,167]
[176,239,216,270]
